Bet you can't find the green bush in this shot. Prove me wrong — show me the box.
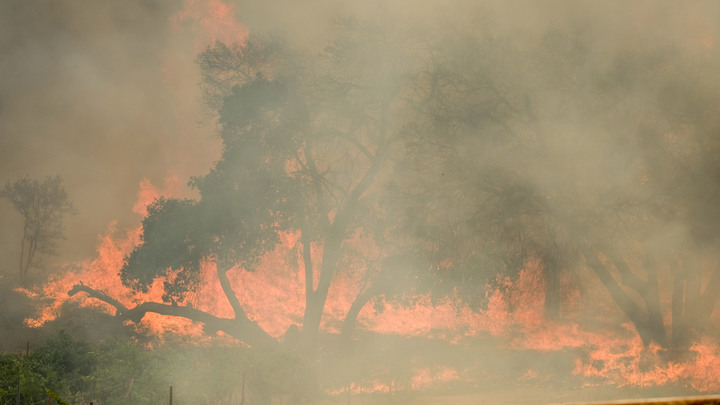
[0,331,320,404]
[0,330,167,404]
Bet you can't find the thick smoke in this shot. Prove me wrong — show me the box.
[0,1,219,265]
[1,0,717,261]
[1,0,720,403]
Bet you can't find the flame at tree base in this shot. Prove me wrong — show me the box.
[14,179,720,398]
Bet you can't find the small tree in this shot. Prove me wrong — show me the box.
[1,175,76,285]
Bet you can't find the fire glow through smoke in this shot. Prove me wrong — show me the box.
[17,179,720,395]
[172,0,248,50]
[9,0,720,400]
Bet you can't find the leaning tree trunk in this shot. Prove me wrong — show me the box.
[341,286,380,339]
[581,243,666,347]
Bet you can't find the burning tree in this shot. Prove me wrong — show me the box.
[69,20,429,349]
[59,6,720,374]
[405,23,720,352]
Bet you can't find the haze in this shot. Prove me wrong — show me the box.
[1,1,720,404]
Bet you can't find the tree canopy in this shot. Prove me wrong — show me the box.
[404,24,720,350]
[101,19,431,350]
[68,13,720,354]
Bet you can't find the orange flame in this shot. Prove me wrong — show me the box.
[411,366,461,391]
[132,176,189,216]
[24,178,206,338]
[326,366,461,396]
[171,0,248,50]
[24,177,720,392]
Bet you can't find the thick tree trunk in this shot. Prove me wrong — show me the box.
[599,248,668,347]
[299,130,387,348]
[581,245,661,347]
[301,236,342,348]
[341,287,378,339]
[300,189,358,347]
[542,254,560,320]
[643,262,667,347]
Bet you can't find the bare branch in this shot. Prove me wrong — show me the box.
[68,283,277,348]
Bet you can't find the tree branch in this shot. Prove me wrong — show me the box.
[68,284,129,315]
[215,264,248,320]
[603,249,649,295]
[68,283,277,348]
[580,243,658,346]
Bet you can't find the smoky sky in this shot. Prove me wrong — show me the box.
[0,1,221,264]
[1,0,718,269]
[1,1,720,401]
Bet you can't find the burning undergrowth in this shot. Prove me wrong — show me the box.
[4,1,720,402]
[14,178,720,398]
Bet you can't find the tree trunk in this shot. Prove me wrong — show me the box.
[341,287,377,339]
[642,260,667,347]
[301,237,341,348]
[581,244,660,347]
[300,196,358,347]
[600,248,668,347]
[542,254,560,320]
[299,130,387,348]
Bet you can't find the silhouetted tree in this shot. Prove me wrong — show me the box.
[64,10,720,357]
[405,23,720,351]
[72,21,429,349]
[1,175,76,285]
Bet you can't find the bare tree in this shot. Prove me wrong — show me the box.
[1,175,76,285]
